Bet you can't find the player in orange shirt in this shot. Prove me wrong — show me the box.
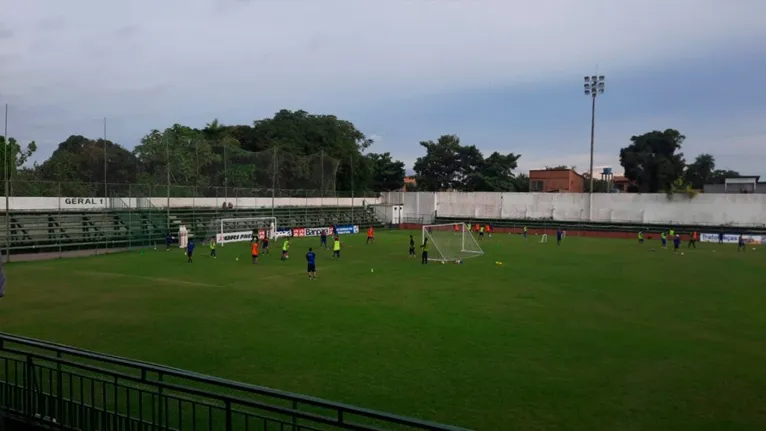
[454,224,460,235]
[251,240,259,264]
[366,226,375,244]
[485,224,491,238]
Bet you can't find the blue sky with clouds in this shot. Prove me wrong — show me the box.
[2,0,765,177]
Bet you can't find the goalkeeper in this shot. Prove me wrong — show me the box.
[420,238,429,264]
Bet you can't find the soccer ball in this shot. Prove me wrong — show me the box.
[441,261,445,265]
[235,257,239,261]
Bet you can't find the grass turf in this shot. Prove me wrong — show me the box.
[2,231,766,430]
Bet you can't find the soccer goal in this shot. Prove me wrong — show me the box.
[208,217,278,246]
[422,222,484,262]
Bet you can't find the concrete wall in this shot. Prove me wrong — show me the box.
[381,192,766,227]
[0,196,380,212]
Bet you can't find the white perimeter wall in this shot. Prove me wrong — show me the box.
[1,196,380,212]
[382,192,766,227]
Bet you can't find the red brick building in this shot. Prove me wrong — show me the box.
[529,168,585,193]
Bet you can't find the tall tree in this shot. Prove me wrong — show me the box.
[34,135,138,196]
[0,136,37,181]
[684,153,716,189]
[619,129,686,193]
[366,152,405,191]
[510,173,529,192]
[413,134,520,192]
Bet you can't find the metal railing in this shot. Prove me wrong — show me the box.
[0,333,468,431]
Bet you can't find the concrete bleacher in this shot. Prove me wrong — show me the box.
[0,204,384,257]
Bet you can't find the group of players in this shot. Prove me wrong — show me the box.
[171,227,354,279]
[639,229,750,252]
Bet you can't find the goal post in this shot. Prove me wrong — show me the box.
[422,222,484,262]
[206,217,278,246]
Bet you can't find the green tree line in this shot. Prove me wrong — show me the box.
[0,109,744,196]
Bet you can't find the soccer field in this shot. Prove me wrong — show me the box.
[2,231,766,430]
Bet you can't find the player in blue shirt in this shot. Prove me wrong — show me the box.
[166,232,173,251]
[320,230,328,249]
[306,247,317,280]
[672,234,681,252]
[737,234,746,252]
[186,239,195,263]
[556,228,563,245]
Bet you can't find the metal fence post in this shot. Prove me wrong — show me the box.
[58,182,62,257]
[128,184,133,248]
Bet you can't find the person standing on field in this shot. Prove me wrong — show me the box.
[688,231,697,248]
[420,238,429,264]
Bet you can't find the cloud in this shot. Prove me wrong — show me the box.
[2,0,766,176]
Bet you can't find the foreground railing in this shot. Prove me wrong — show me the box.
[0,333,468,431]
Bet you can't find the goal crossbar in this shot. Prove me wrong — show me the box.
[214,216,278,245]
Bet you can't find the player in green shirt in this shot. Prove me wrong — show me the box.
[209,237,217,258]
[637,231,643,244]
[420,238,429,264]
[281,238,290,261]
[332,237,341,260]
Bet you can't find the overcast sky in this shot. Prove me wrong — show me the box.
[2,0,765,176]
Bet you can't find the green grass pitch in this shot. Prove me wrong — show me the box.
[2,231,766,430]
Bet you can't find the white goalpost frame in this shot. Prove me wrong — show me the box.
[216,216,278,246]
[540,234,548,243]
[422,222,484,262]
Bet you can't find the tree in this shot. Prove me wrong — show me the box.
[366,152,405,191]
[0,136,37,181]
[619,129,686,193]
[584,179,610,193]
[465,151,521,192]
[413,134,521,191]
[35,135,138,196]
[684,153,716,189]
[510,173,529,192]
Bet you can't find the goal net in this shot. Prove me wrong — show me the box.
[206,217,278,246]
[422,222,484,262]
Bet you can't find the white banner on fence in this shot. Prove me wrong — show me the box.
[216,230,254,244]
[700,233,765,245]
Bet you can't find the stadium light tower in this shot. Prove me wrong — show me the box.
[583,75,605,198]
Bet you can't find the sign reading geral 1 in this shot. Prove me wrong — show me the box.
[61,197,107,209]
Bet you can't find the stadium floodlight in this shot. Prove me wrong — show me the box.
[422,222,484,263]
[583,74,606,208]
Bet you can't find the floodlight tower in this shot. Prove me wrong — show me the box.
[584,75,605,218]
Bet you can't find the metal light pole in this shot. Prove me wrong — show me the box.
[3,104,9,261]
[584,75,605,220]
[103,117,108,198]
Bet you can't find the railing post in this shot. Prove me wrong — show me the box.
[225,400,233,431]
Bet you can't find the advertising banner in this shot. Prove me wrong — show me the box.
[333,224,359,235]
[701,233,765,244]
[216,230,254,244]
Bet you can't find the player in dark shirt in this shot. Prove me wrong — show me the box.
[320,230,328,249]
[409,235,416,258]
[306,248,317,279]
[166,232,173,251]
[186,239,195,263]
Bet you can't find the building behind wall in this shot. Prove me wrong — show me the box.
[529,168,585,193]
[703,176,766,194]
